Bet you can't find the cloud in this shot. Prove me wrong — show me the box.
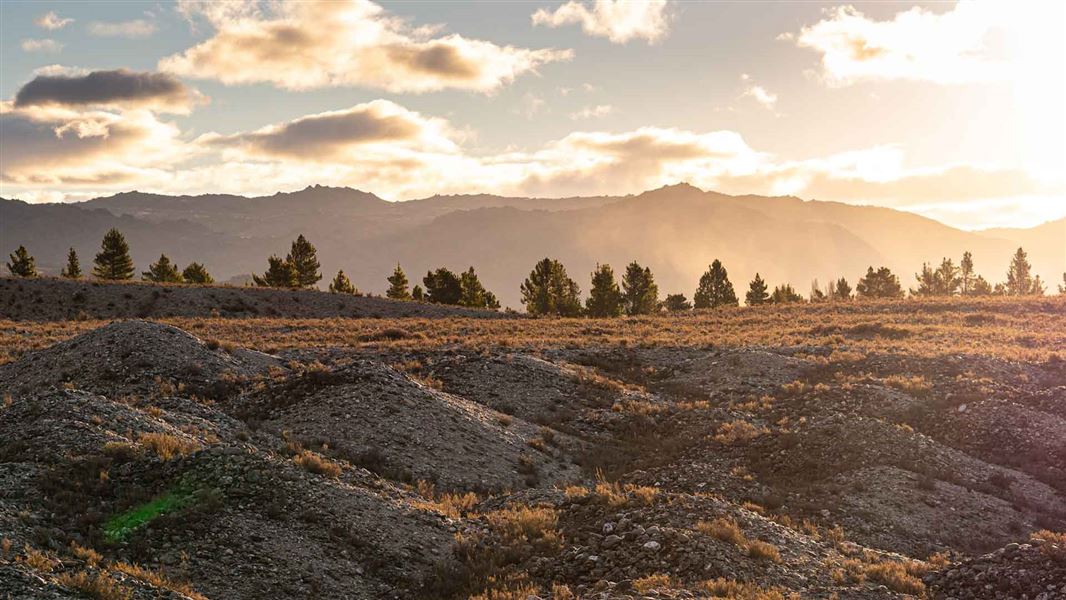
[21,39,64,54]
[35,11,73,30]
[532,0,672,44]
[514,93,546,119]
[739,74,777,110]
[569,104,613,120]
[787,2,1011,85]
[0,103,188,186]
[160,0,572,93]
[87,19,158,39]
[203,100,456,161]
[13,69,204,114]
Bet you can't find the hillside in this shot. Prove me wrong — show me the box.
[0,277,513,322]
[2,185,1063,308]
[1,298,1063,598]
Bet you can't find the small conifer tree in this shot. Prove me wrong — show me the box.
[92,229,135,280]
[663,293,691,312]
[182,262,213,284]
[745,273,769,306]
[386,264,411,300]
[832,277,852,300]
[622,261,659,315]
[328,270,357,294]
[856,266,904,299]
[142,254,183,283]
[286,234,321,288]
[520,258,582,317]
[412,285,425,302]
[61,248,81,279]
[458,267,499,308]
[694,259,738,308]
[253,255,298,288]
[585,263,623,317]
[423,268,463,305]
[1005,247,1041,295]
[6,246,37,277]
[770,284,804,304]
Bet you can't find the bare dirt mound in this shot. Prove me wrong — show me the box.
[0,319,280,399]
[0,276,515,322]
[235,361,582,492]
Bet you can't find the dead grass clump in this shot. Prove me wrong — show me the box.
[70,542,102,567]
[413,480,479,519]
[592,480,659,507]
[563,485,589,499]
[746,539,782,562]
[55,571,132,600]
[111,562,207,600]
[696,518,746,546]
[137,432,200,460]
[293,450,342,478]
[484,506,562,551]
[714,420,768,445]
[358,327,424,342]
[19,545,58,572]
[1030,529,1066,558]
[863,560,925,595]
[699,577,788,599]
[1,537,11,558]
[884,374,932,394]
[633,573,675,593]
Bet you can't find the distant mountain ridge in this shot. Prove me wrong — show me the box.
[2,184,1062,308]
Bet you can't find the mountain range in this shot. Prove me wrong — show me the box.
[2,184,1063,308]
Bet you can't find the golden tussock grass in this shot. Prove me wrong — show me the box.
[55,571,132,600]
[136,432,200,461]
[111,561,208,600]
[292,450,342,478]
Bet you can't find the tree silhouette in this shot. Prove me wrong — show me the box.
[770,284,804,304]
[182,262,213,284]
[520,258,582,317]
[423,268,463,305]
[809,280,826,303]
[622,261,659,315]
[663,293,691,312]
[1059,273,1065,295]
[745,273,769,306]
[412,285,425,302]
[694,259,738,308]
[586,263,623,317]
[386,264,411,300]
[328,270,357,294]
[253,255,298,288]
[960,251,975,295]
[856,266,904,299]
[287,234,321,288]
[6,246,37,277]
[142,254,183,283]
[61,248,81,279]
[912,258,960,296]
[459,267,499,309]
[831,277,851,300]
[1005,247,1043,295]
[92,229,134,280]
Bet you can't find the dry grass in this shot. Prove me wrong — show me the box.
[55,571,132,600]
[70,542,103,567]
[633,573,675,593]
[697,518,746,546]
[413,480,479,519]
[484,505,561,550]
[714,420,769,445]
[19,545,58,572]
[3,296,1062,364]
[699,577,790,599]
[293,450,343,478]
[862,560,926,595]
[1030,529,1066,558]
[111,562,207,600]
[137,432,200,460]
[592,480,660,507]
[746,539,782,562]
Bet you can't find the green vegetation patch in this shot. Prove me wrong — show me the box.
[103,488,196,542]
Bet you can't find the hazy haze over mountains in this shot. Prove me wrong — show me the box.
[3,184,1062,308]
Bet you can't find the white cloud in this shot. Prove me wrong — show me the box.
[532,0,672,44]
[87,19,158,39]
[160,0,572,93]
[569,104,613,120]
[21,39,64,54]
[787,2,1011,85]
[35,11,74,31]
[739,74,777,110]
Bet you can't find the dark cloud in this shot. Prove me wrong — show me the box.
[14,69,198,112]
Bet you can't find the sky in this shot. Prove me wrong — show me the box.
[1,0,1063,230]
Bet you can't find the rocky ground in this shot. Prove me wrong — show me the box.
[1,302,1064,598]
[0,276,513,322]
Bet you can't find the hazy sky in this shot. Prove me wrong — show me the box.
[1,0,1063,229]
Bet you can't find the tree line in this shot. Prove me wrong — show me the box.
[6,230,1063,314]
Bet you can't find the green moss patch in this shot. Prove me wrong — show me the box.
[103,489,195,542]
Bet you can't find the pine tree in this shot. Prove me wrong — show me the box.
[856,266,904,299]
[1059,273,1066,295]
[520,258,582,317]
[386,264,411,300]
[971,275,993,296]
[328,269,357,294]
[459,267,498,309]
[423,268,463,305]
[960,251,975,295]
[61,248,81,279]
[411,285,425,302]
[832,277,852,300]
[663,293,691,312]
[286,234,321,289]
[913,258,960,296]
[6,246,37,277]
[745,273,769,306]
[694,259,738,308]
[1005,247,1039,296]
[182,262,213,284]
[92,228,135,280]
[142,254,183,283]
[253,255,298,288]
[770,284,804,304]
[585,263,623,317]
[622,261,659,316]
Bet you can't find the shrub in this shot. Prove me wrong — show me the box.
[19,545,57,572]
[293,450,342,478]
